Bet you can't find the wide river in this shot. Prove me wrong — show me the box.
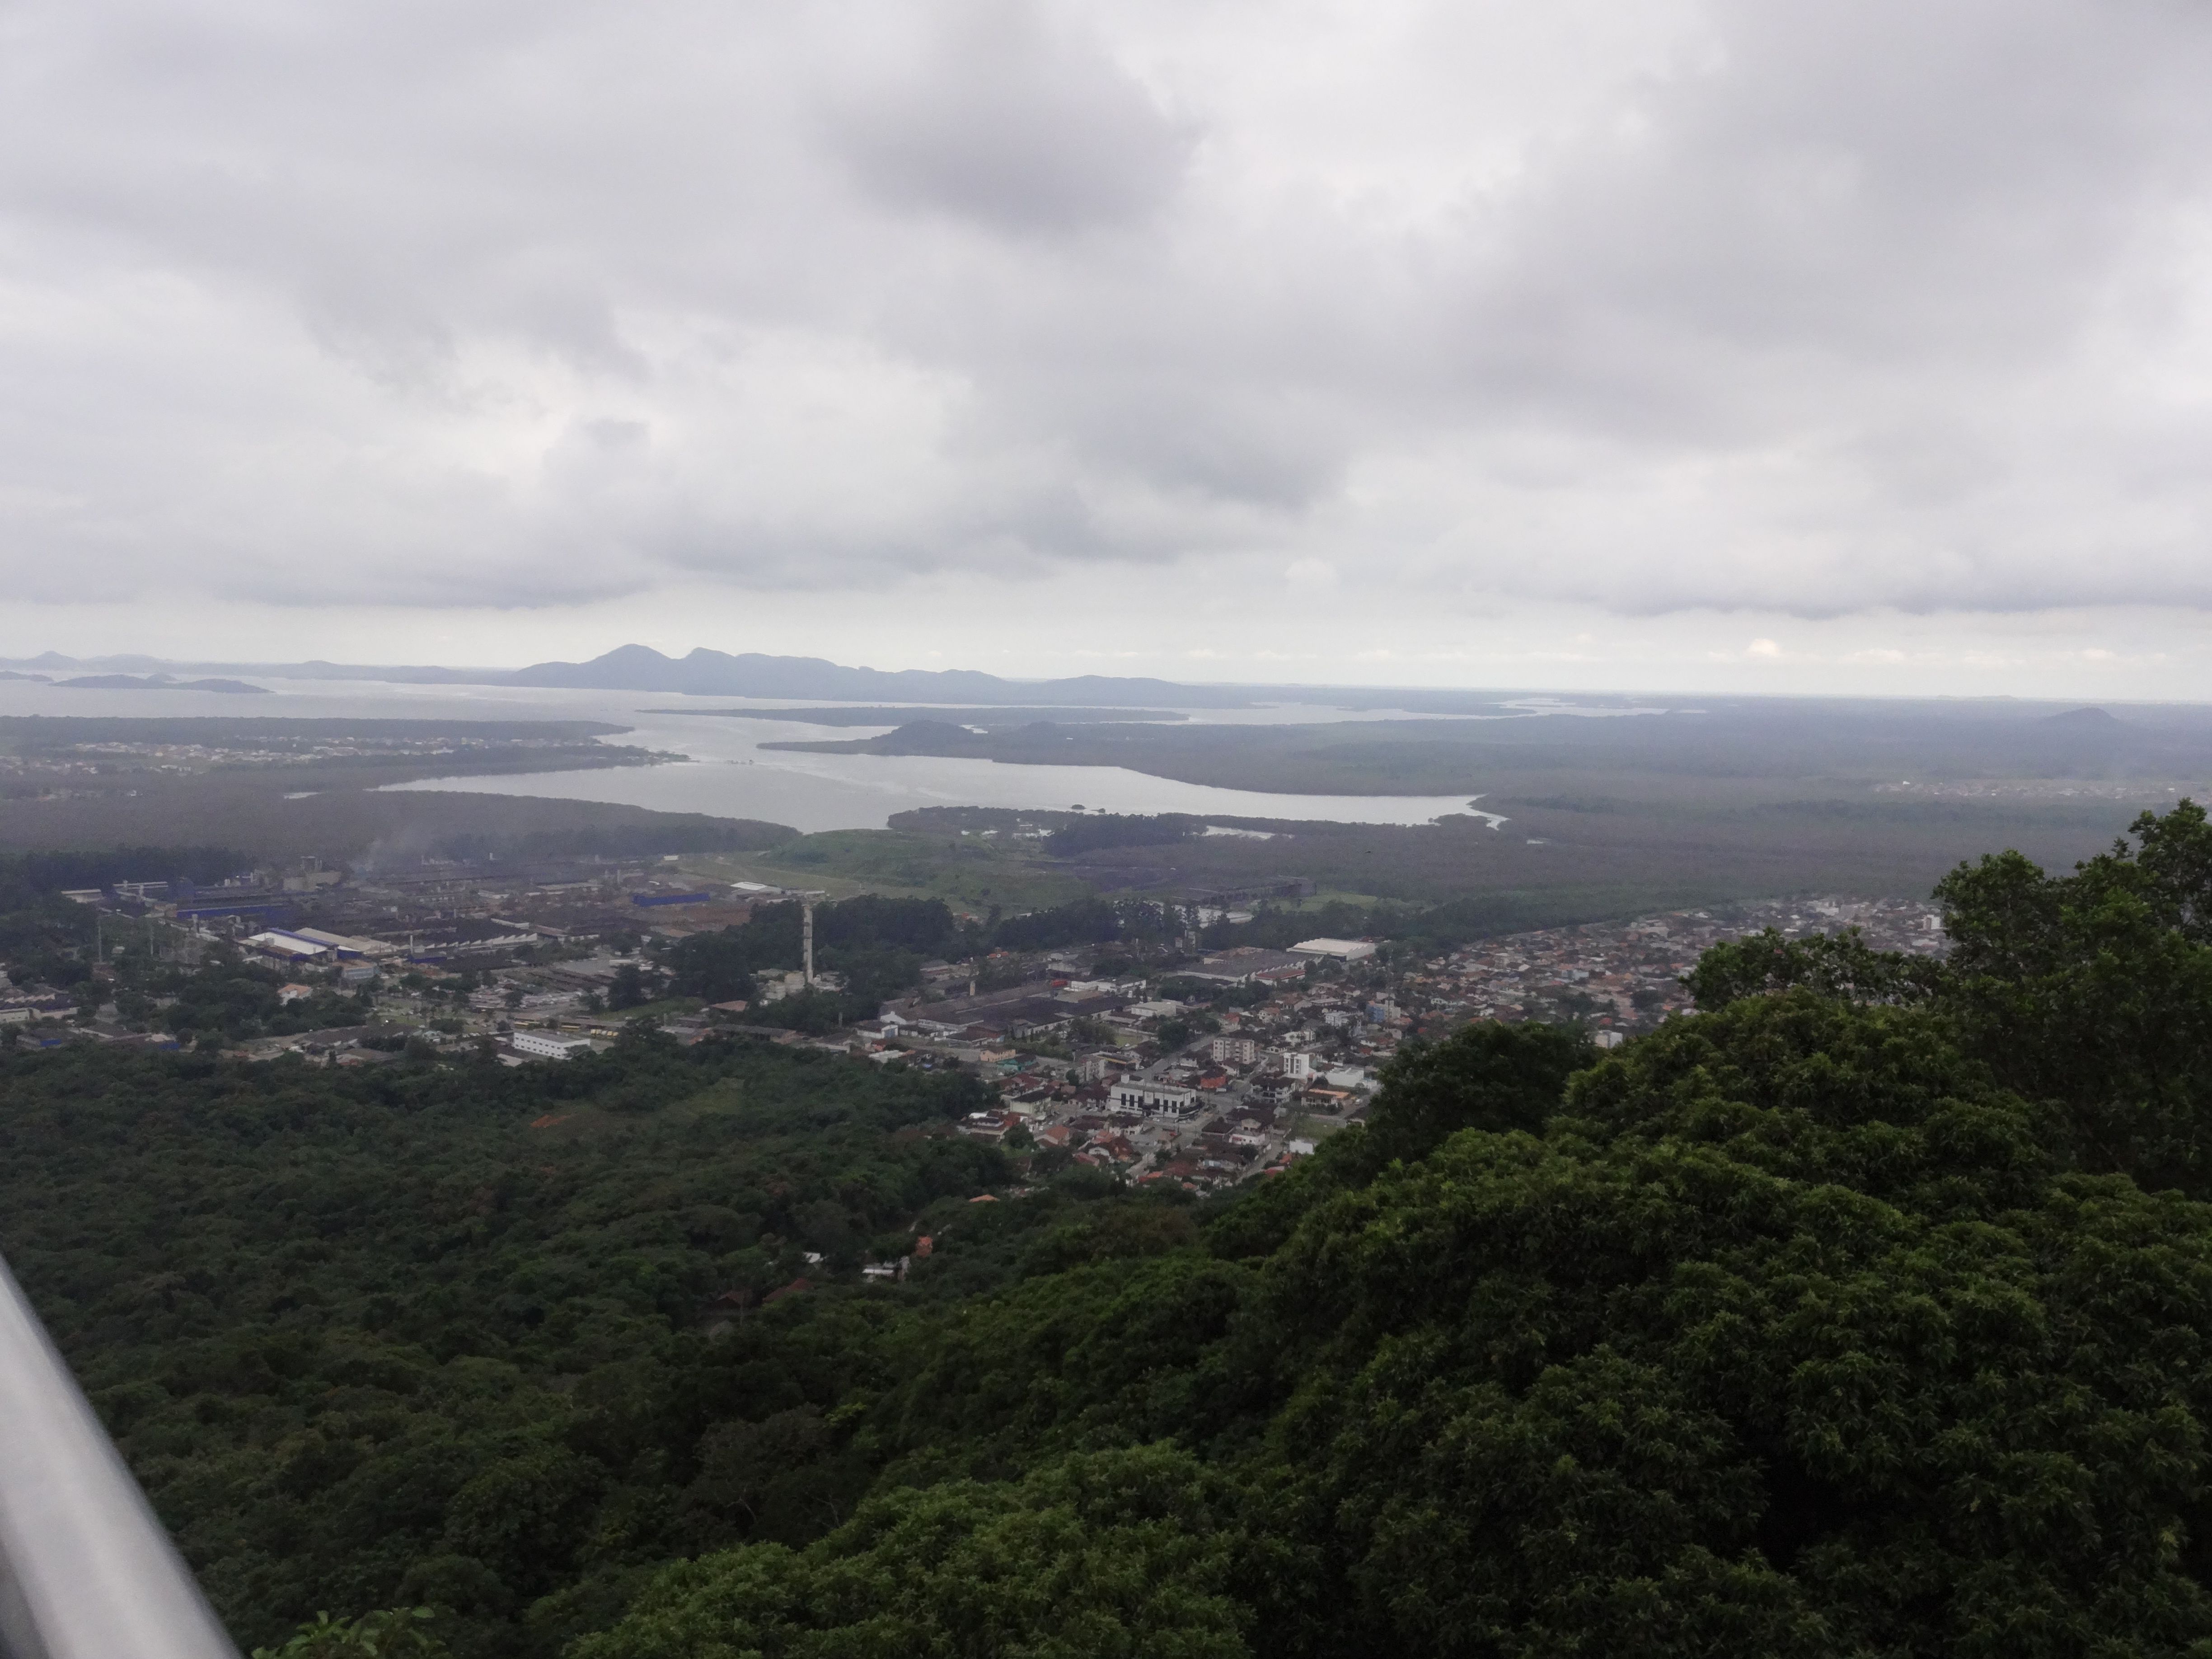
[0,675,1614,833]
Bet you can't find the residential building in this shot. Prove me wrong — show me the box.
[1209,1034,1260,1066]
[1077,1050,1134,1083]
[1110,1080,1203,1120]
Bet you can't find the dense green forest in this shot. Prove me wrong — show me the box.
[14,806,2212,1654]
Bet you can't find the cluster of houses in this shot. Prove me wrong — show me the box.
[839,900,1951,1194]
[19,872,1954,1152]
[885,945,1410,1193]
[1409,895,1946,1036]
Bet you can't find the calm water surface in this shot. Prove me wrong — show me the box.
[0,677,1600,832]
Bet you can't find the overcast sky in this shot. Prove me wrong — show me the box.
[4,0,2212,694]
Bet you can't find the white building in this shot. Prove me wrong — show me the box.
[1290,937,1378,961]
[512,1031,595,1060]
[1111,1080,1203,1120]
[291,927,402,960]
[244,930,329,962]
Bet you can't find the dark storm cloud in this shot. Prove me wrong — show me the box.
[0,0,2209,620]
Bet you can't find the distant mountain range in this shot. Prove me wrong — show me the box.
[0,645,1266,708]
[506,645,1261,707]
[0,645,1773,717]
[0,651,497,685]
[58,674,270,694]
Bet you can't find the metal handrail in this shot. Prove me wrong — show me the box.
[0,1252,239,1659]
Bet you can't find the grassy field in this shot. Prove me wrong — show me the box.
[684,828,1094,916]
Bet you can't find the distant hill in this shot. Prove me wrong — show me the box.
[2042,706,2126,727]
[3,653,503,685]
[645,704,1186,726]
[57,674,269,694]
[1,643,1263,706]
[509,644,1260,707]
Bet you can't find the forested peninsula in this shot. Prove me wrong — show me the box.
[12,807,2212,1656]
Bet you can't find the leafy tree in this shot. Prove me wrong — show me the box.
[1935,800,2212,1194]
[608,963,647,1010]
[1232,991,2212,1658]
[1358,1018,1590,1164]
[250,1607,447,1659]
[1686,804,2212,1199]
[0,1036,998,1655]
[1044,813,1204,857]
[1682,924,1943,1010]
[666,899,948,1020]
[989,896,1126,952]
[572,1447,1250,1659]
[1203,1021,1588,1261]
[1065,1014,1115,1049]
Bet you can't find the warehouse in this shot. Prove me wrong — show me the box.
[511,1031,595,1060]
[1289,937,1378,961]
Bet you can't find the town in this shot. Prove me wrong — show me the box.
[4,850,1948,1196]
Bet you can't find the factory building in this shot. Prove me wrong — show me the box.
[511,1031,595,1060]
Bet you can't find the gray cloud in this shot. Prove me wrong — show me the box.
[0,0,2210,627]
[825,0,1196,234]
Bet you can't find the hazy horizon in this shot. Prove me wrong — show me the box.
[12,638,2212,708]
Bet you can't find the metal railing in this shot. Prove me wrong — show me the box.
[0,1252,239,1659]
